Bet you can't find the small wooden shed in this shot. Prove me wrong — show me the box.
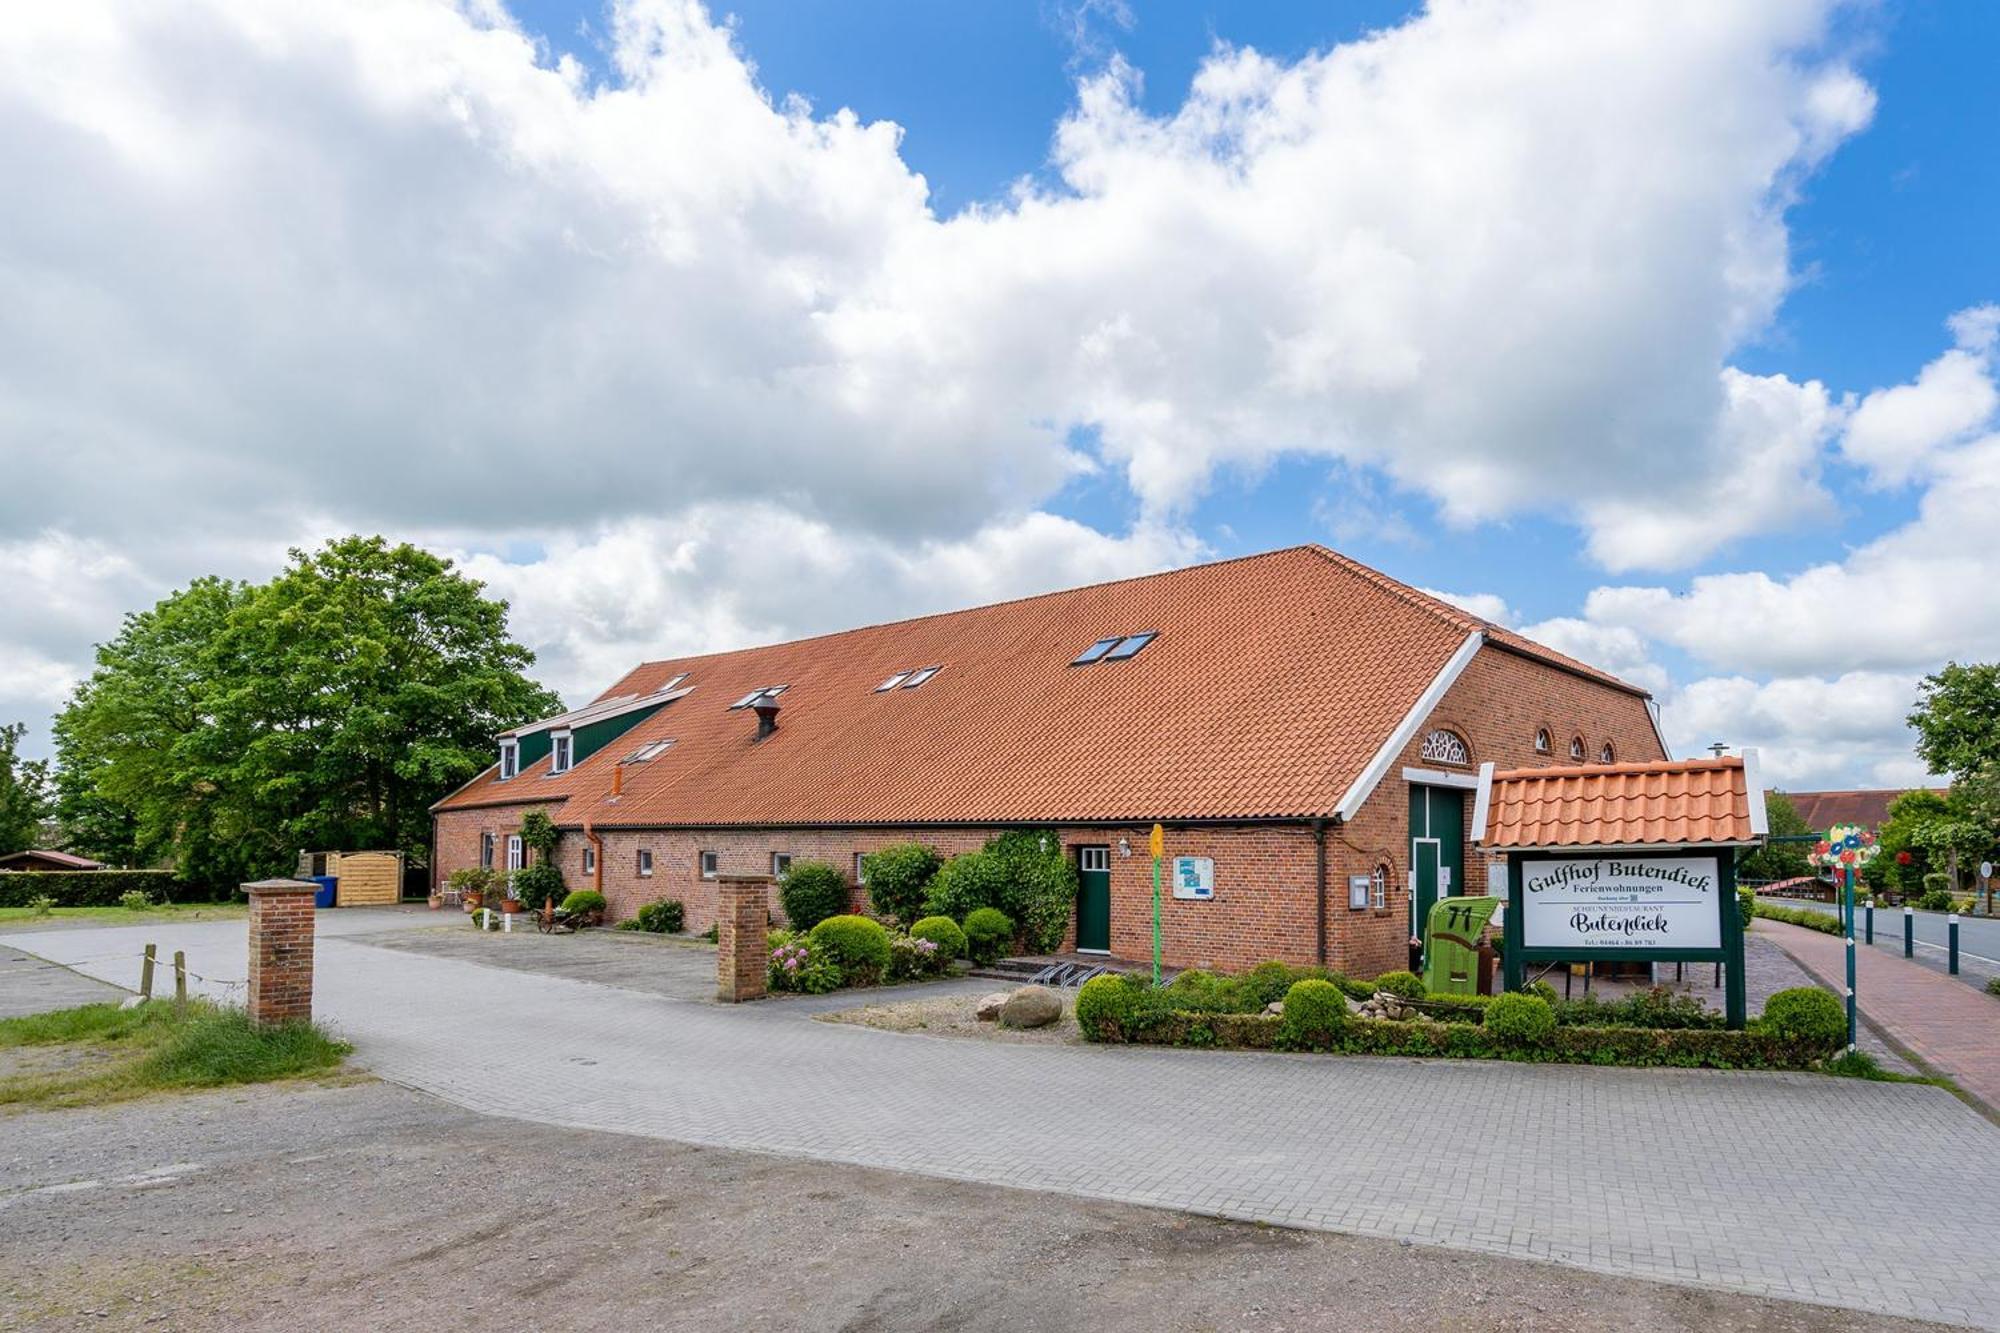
[328,851,404,907]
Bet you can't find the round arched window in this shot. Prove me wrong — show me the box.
[1534,727,1552,754]
[1599,742,1615,764]
[1569,735,1586,761]
[1371,862,1390,910]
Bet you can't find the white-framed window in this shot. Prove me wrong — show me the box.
[700,850,719,879]
[480,833,495,869]
[498,740,519,781]
[506,835,524,872]
[771,852,793,878]
[902,666,941,688]
[637,849,654,878]
[1569,735,1586,761]
[582,845,596,875]
[625,739,674,763]
[1534,728,1552,755]
[1599,742,1616,764]
[1371,863,1389,911]
[550,730,573,774]
[1079,846,1110,873]
[854,852,868,883]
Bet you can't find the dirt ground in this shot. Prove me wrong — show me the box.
[0,1081,1947,1333]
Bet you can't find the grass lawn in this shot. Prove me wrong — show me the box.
[0,1000,351,1110]
[0,901,247,929]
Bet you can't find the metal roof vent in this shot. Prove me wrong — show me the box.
[752,695,781,740]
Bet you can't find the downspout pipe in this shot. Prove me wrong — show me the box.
[1314,817,1328,966]
[584,764,622,894]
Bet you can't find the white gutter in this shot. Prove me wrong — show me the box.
[1742,748,1768,837]
[1333,629,1484,823]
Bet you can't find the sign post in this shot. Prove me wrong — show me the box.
[1149,823,1165,985]
[1809,824,1879,1055]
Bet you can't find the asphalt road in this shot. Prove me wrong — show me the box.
[1773,898,2000,983]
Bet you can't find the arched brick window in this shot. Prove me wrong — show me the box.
[1569,735,1586,761]
[1599,741,1616,764]
[1420,728,1471,767]
[1534,727,1552,755]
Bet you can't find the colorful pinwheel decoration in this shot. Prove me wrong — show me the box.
[1809,823,1879,873]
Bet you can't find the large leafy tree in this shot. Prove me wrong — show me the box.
[0,722,49,855]
[1910,662,2000,782]
[56,537,561,886]
[1737,791,1813,884]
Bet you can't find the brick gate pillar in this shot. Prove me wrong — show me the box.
[715,875,773,1003]
[243,878,318,1025]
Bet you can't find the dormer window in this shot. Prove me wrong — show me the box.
[498,740,519,781]
[550,730,573,775]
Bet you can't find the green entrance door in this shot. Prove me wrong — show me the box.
[1408,785,1466,953]
[1077,845,1112,953]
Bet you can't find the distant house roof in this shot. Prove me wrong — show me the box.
[1782,788,1948,832]
[0,849,106,871]
[435,545,1655,828]
[1472,755,1766,851]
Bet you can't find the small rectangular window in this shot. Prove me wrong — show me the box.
[854,852,868,883]
[480,833,494,869]
[582,845,596,875]
[1071,637,1120,665]
[875,672,909,692]
[1080,846,1109,872]
[1103,631,1157,661]
[498,740,518,781]
[506,835,524,872]
[902,666,940,688]
[699,850,718,878]
[550,731,573,774]
[771,852,792,878]
[637,849,654,878]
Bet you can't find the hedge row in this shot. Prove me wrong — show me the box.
[0,870,191,908]
[1082,1007,1831,1070]
[1753,901,1843,935]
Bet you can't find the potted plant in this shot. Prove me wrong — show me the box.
[427,891,443,911]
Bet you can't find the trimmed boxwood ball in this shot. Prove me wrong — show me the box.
[559,889,606,917]
[1074,973,1132,1041]
[1371,970,1425,1000]
[779,860,851,934]
[924,851,1011,921]
[909,915,967,960]
[1486,992,1555,1043]
[962,906,1014,965]
[1276,979,1347,1050]
[1761,987,1845,1049]
[806,914,892,985]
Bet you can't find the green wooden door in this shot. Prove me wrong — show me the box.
[1077,845,1112,953]
[1408,785,1466,950]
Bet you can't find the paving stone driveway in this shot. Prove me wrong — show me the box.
[12,912,2000,1330]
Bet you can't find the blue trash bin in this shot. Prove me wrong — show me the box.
[311,875,337,909]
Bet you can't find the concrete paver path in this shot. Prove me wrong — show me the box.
[11,911,2000,1330]
[1756,917,2000,1117]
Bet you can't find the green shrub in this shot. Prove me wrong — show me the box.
[1241,961,1302,1009]
[767,928,793,950]
[559,889,607,919]
[1555,986,1724,1031]
[962,906,1014,964]
[1737,885,1757,929]
[909,915,967,960]
[888,933,949,981]
[1987,977,2000,999]
[28,894,55,917]
[807,914,892,985]
[1075,973,1134,1041]
[1761,987,1844,1049]
[1371,970,1425,1000]
[513,859,565,908]
[116,889,153,912]
[779,860,851,933]
[1276,980,1347,1050]
[0,869,185,909]
[1524,980,1558,1005]
[1487,993,1555,1044]
[445,866,502,899]
[984,829,1081,954]
[1753,901,1842,935]
[518,810,561,859]
[925,851,1011,921]
[1916,888,1956,912]
[138,1005,349,1088]
[633,898,684,933]
[859,843,941,925]
[768,938,842,993]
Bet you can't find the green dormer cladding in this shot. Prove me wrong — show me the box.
[571,701,667,765]
[501,686,688,780]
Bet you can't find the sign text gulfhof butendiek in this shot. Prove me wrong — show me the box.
[1519,855,1721,951]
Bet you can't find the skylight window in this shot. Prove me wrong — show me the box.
[1071,637,1121,665]
[729,685,788,710]
[625,739,675,763]
[661,672,689,690]
[875,672,910,692]
[902,666,940,688]
[1102,632,1157,660]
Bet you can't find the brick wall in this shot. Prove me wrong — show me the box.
[429,643,1664,977]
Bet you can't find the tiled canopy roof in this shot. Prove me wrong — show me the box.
[1473,756,1764,850]
[437,545,1651,827]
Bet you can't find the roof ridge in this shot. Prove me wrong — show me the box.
[621,544,1327,673]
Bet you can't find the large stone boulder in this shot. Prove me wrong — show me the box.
[998,985,1064,1030]
[974,992,1011,1022]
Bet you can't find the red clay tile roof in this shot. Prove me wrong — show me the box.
[436,545,1652,827]
[1475,757,1758,849]
[1782,788,1947,832]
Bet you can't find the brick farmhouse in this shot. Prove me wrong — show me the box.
[431,545,1666,975]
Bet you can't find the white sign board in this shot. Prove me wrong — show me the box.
[1171,856,1215,900]
[1520,856,1721,951]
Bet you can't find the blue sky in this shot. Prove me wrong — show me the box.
[3,0,1998,788]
